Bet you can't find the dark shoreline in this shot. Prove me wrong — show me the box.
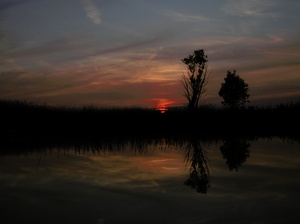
[1,99,299,153]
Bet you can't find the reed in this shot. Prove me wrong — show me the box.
[1,98,299,148]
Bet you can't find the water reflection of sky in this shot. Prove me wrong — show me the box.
[1,149,188,191]
[0,138,299,224]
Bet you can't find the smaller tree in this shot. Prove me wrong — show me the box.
[181,49,208,110]
[219,70,250,109]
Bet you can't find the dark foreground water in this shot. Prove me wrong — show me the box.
[0,137,299,224]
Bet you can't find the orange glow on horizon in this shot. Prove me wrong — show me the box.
[152,98,175,113]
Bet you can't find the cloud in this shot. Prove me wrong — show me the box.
[0,0,30,11]
[82,0,101,25]
[222,0,279,18]
[3,33,167,67]
[164,11,210,22]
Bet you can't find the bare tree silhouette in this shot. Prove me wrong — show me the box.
[182,49,209,110]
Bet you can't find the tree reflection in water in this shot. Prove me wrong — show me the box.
[184,140,211,194]
[183,137,251,193]
[220,138,250,171]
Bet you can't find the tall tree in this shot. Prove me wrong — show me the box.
[181,49,208,110]
[219,70,250,109]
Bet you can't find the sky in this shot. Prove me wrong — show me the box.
[1,0,300,108]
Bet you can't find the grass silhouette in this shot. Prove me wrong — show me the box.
[0,98,299,153]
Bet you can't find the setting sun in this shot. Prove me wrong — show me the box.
[153,98,175,113]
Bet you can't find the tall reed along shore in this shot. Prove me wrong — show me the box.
[1,99,299,149]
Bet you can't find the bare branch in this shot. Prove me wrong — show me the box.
[181,49,209,110]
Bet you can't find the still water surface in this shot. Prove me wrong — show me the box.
[0,137,299,224]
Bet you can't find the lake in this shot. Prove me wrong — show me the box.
[0,137,299,224]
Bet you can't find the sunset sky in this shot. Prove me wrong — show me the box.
[1,0,300,108]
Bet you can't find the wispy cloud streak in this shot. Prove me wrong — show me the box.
[82,0,101,24]
[0,0,29,11]
[222,0,279,18]
[164,11,210,22]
